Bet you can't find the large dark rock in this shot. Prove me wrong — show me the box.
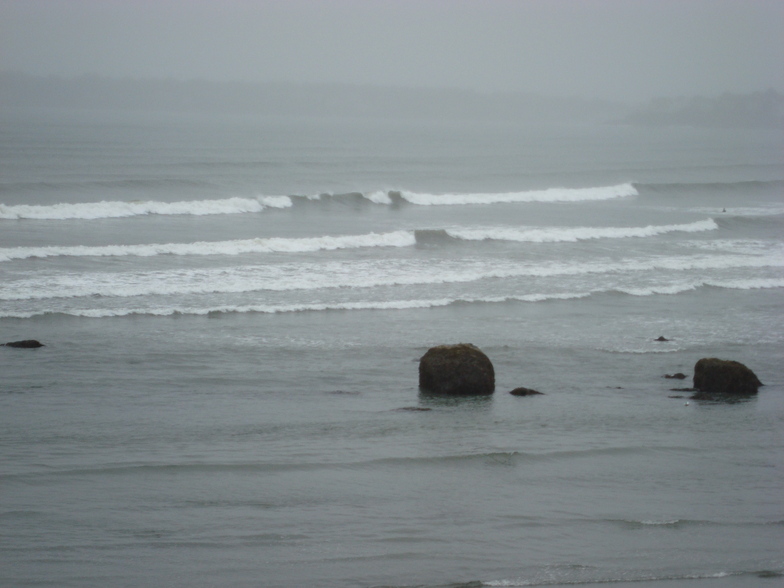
[693,358,762,396]
[3,340,44,348]
[419,343,495,396]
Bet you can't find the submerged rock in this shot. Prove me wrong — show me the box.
[655,336,670,342]
[664,373,687,379]
[693,358,762,396]
[3,340,44,348]
[509,387,544,396]
[419,343,495,396]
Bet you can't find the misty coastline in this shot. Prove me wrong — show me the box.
[4,72,782,129]
[0,72,622,123]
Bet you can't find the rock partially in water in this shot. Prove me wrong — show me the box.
[419,343,495,396]
[509,387,544,396]
[693,357,762,396]
[664,373,687,379]
[3,340,44,348]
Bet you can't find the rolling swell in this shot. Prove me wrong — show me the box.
[0,177,217,195]
[636,179,784,194]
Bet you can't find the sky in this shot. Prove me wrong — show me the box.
[1,0,783,102]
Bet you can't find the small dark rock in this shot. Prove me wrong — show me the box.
[664,373,687,379]
[3,340,44,348]
[756,571,783,579]
[509,387,544,396]
[419,343,495,396]
[693,357,762,395]
[655,336,670,342]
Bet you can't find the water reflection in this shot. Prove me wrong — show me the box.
[418,390,494,410]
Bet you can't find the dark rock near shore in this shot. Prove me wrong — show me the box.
[664,373,687,379]
[655,336,670,342]
[509,387,544,396]
[693,358,762,396]
[3,339,44,348]
[419,343,495,396]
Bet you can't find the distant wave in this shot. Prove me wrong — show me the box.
[0,183,636,220]
[0,219,716,261]
[0,195,291,220]
[0,177,216,194]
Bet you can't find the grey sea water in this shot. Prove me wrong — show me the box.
[1,107,783,587]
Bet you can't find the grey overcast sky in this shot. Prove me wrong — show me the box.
[1,0,782,101]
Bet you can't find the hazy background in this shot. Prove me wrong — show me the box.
[2,0,783,100]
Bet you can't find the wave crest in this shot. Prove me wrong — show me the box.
[0,219,718,262]
[0,196,288,220]
[398,183,637,206]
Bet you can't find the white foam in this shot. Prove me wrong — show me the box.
[399,183,638,206]
[0,231,416,261]
[0,292,593,319]
[3,251,782,302]
[447,218,717,243]
[258,195,292,209]
[364,190,393,205]
[0,196,278,220]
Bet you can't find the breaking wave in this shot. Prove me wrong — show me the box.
[0,195,291,220]
[0,219,716,261]
[0,183,637,220]
[396,182,637,205]
[0,231,415,261]
[444,218,717,242]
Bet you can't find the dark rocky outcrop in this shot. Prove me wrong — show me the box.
[419,343,495,396]
[693,358,762,396]
[509,387,544,396]
[655,336,670,342]
[664,373,687,379]
[3,340,44,348]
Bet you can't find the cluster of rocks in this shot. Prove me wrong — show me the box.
[6,339,765,401]
[418,343,762,400]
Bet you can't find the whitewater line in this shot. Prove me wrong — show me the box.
[3,279,782,319]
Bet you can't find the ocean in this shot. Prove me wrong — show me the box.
[1,106,782,588]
